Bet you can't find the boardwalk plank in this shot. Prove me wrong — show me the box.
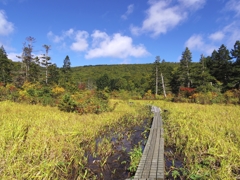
[127,106,164,180]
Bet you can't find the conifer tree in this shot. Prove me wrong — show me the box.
[210,44,232,91]
[60,55,72,86]
[0,45,13,84]
[179,47,192,87]
[48,64,60,85]
[231,40,240,89]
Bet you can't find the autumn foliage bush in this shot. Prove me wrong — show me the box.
[179,87,195,97]
[58,90,112,114]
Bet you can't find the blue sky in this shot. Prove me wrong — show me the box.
[0,0,240,67]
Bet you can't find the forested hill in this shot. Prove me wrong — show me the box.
[2,41,240,100]
[71,63,178,82]
[70,62,179,94]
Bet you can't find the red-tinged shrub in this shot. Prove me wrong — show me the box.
[78,83,86,90]
[179,87,196,97]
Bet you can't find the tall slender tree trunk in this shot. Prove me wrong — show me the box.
[46,66,48,84]
[155,65,158,96]
[161,73,167,98]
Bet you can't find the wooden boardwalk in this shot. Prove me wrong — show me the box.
[127,106,164,180]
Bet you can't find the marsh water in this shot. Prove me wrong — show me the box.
[85,118,151,179]
[84,117,185,180]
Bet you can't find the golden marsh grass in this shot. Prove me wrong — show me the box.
[151,101,240,179]
[0,100,150,179]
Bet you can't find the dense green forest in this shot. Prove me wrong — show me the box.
[1,36,240,113]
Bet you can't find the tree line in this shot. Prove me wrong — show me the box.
[1,36,240,105]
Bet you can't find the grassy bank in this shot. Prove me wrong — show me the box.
[0,100,150,179]
[151,101,240,179]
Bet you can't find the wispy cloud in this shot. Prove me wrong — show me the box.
[130,0,206,37]
[185,22,240,56]
[185,0,240,56]
[208,31,225,41]
[85,30,149,59]
[121,4,134,20]
[178,0,206,10]
[225,0,240,17]
[0,10,14,36]
[47,28,74,43]
[185,34,216,55]
[222,22,240,48]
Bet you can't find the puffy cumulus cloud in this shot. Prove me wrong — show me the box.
[91,30,108,47]
[225,0,240,17]
[121,4,134,20]
[130,1,187,37]
[0,10,14,36]
[130,0,206,37]
[185,34,216,55]
[209,31,225,41]
[47,29,89,52]
[70,31,89,51]
[85,30,149,59]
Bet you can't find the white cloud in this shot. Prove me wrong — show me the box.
[185,34,204,49]
[48,29,149,59]
[65,28,74,37]
[85,30,149,59]
[47,31,64,43]
[130,0,206,37]
[70,30,89,51]
[185,34,216,55]
[47,28,74,43]
[0,10,14,36]
[121,4,134,20]
[222,22,240,48]
[131,1,187,37]
[47,29,89,52]
[225,0,240,16]
[209,31,225,41]
[186,20,240,56]
[7,52,21,61]
[91,30,109,47]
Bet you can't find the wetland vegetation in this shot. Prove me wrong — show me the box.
[1,39,240,179]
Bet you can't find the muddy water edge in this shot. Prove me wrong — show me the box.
[84,118,152,179]
[84,109,187,180]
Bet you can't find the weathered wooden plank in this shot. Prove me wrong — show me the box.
[128,106,164,180]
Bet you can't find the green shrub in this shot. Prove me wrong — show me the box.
[58,94,77,112]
